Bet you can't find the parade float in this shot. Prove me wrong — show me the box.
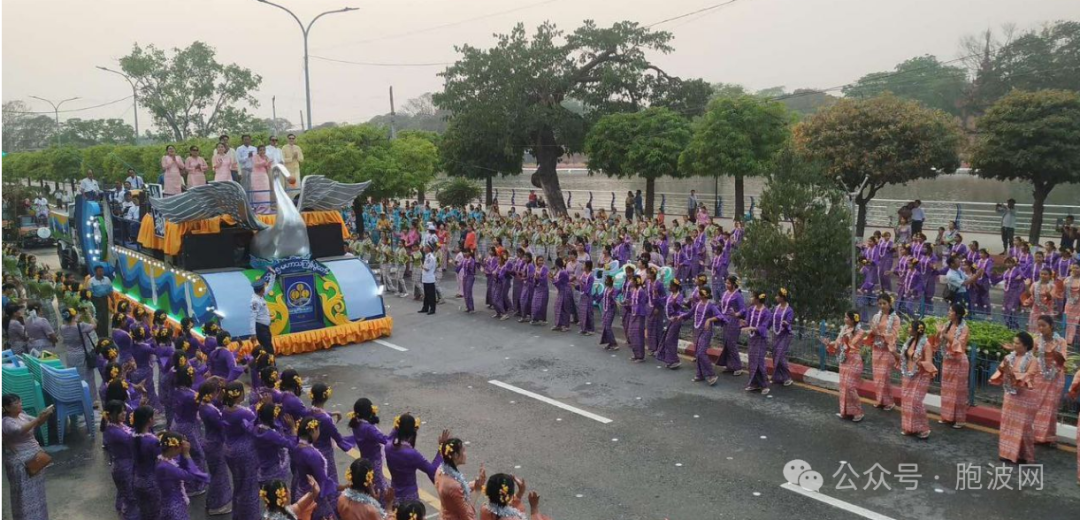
[52,165,391,356]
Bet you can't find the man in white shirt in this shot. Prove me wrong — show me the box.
[419,245,438,314]
[910,199,925,235]
[250,279,274,353]
[78,169,101,198]
[32,195,49,224]
[121,193,140,220]
[125,168,145,190]
[266,136,284,165]
[686,189,698,219]
[996,198,1017,254]
[236,134,257,192]
[943,255,969,309]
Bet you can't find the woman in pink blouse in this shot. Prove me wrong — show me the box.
[160,145,186,196]
[250,145,273,212]
[212,142,235,182]
[184,146,208,188]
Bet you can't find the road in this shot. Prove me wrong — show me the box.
[5,272,1079,520]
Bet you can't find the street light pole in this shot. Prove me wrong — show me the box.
[29,95,80,146]
[842,175,870,306]
[256,0,358,130]
[96,66,139,142]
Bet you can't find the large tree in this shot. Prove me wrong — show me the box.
[734,149,852,320]
[118,41,262,141]
[58,118,135,147]
[793,94,962,237]
[679,95,792,219]
[585,107,690,217]
[979,21,1080,104]
[3,101,57,151]
[434,20,683,216]
[439,109,522,205]
[842,55,969,116]
[972,89,1080,243]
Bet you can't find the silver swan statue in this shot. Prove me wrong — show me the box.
[250,164,310,259]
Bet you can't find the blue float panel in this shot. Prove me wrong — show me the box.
[199,270,256,337]
[322,256,385,320]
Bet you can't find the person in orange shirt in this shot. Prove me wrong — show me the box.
[464,224,478,253]
[435,438,485,520]
[338,458,395,520]
[938,303,970,429]
[260,475,319,520]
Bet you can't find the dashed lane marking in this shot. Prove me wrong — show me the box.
[374,339,409,352]
[488,380,613,424]
[781,482,898,520]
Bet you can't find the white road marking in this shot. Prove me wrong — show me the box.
[487,380,613,424]
[781,483,898,520]
[374,339,408,352]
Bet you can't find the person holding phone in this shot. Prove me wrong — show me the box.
[59,306,98,407]
[2,394,55,520]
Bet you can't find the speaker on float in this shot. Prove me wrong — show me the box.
[307,224,346,259]
[179,228,253,271]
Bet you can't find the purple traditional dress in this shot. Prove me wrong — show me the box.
[171,386,209,495]
[498,260,514,317]
[530,265,550,323]
[104,422,141,520]
[578,270,596,334]
[133,432,162,520]
[293,440,340,519]
[156,342,176,428]
[628,286,648,360]
[691,300,721,381]
[518,263,536,321]
[553,268,572,329]
[222,406,260,520]
[155,454,210,520]
[745,304,773,390]
[460,256,476,312]
[198,401,233,513]
[992,266,1026,329]
[769,303,794,385]
[657,292,686,366]
[709,253,727,302]
[484,255,498,308]
[254,421,296,486]
[348,420,392,501]
[132,339,161,412]
[208,346,245,382]
[717,289,746,372]
[647,280,667,354]
[308,407,355,486]
[385,440,442,504]
[511,258,526,316]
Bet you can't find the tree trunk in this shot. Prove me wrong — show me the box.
[529,130,567,216]
[1029,183,1051,244]
[352,198,366,239]
[416,187,425,204]
[644,177,656,217]
[734,173,745,220]
[485,177,493,206]
[855,199,869,238]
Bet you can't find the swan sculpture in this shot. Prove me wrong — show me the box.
[149,164,370,261]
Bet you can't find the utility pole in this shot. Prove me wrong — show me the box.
[299,111,305,131]
[29,95,79,146]
[389,86,397,140]
[841,175,870,306]
[256,0,358,130]
[271,96,278,135]
[96,66,139,142]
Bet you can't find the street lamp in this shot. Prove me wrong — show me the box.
[96,66,139,142]
[256,0,358,130]
[840,175,870,306]
[29,95,79,146]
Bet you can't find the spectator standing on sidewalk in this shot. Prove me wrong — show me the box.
[997,199,1017,254]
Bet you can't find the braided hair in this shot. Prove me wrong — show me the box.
[348,397,380,429]
[441,438,464,472]
[392,413,418,447]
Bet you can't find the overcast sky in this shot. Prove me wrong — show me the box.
[3,0,1077,132]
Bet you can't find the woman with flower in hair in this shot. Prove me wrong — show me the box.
[279,369,310,419]
[339,458,396,520]
[770,288,795,387]
[102,400,140,520]
[96,337,120,380]
[626,275,648,362]
[386,414,450,504]
[656,279,685,370]
[898,320,937,439]
[516,252,535,323]
[991,331,1041,463]
[209,330,246,382]
[742,291,773,394]
[823,311,865,422]
[171,361,208,496]
[131,405,162,520]
[529,256,550,325]
[250,344,275,391]
[347,398,392,503]
[196,380,233,516]
[867,294,900,410]
[598,276,619,350]
[576,260,596,335]
[131,326,161,412]
[221,381,260,519]
[261,476,321,520]
[550,257,572,331]
[396,501,426,520]
[294,417,340,519]
[131,306,152,340]
[155,431,210,520]
[938,302,970,429]
[113,312,135,364]
[690,286,721,386]
[716,276,746,376]
[254,402,297,489]
[479,473,552,520]
[435,438,486,520]
[645,267,666,357]
[1030,314,1068,445]
[308,383,353,486]
[151,309,168,335]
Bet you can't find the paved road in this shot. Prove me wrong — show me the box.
[5,274,1078,520]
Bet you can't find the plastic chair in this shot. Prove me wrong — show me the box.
[1,365,49,444]
[20,353,65,384]
[2,350,22,366]
[40,364,94,443]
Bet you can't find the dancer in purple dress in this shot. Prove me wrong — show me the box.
[551,258,573,331]
[770,289,795,386]
[130,327,161,413]
[599,276,619,349]
[991,257,1026,329]
[530,256,550,324]
[577,261,596,335]
[153,329,176,428]
[460,249,477,313]
[691,287,721,385]
[385,414,448,505]
[627,275,648,362]
[517,253,535,323]
[221,381,260,520]
[511,249,526,317]
[657,280,685,369]
[196,381,233,516]
[308,383,354,487]
[347,398,392,503]
[170,364,209,496]
[293,417,341,518]
[208,330,246,382]
[674,242,691,292]
[155,431,210,520]
[103,400,140,520]
[253,402,296,488]
[743,291,773,394]
[646,267,667,355]
[131,406,162,520]
[279,369,310,419]
[483,247,498,309]
[495,252,514,320]
[717,276,746,375]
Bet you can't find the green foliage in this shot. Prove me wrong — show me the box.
[976,21,1080,109]
[678,95,792,217]
[897,316,1015,358]
[3,101,57,151]
[434,177,483,208]
[585,107,690,215]
[793,94,962,236]
[733,150,851,321]
[58,118,135,147]
[843,55,969,116]
[971,89,1080,242]
[297,124,438,200]
[118,41,262,141]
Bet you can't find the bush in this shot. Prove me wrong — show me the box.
[434,177,482,208]
[897,316,1015,358]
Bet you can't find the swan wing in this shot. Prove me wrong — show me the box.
[148,181,267,231]
[297,175,371,212]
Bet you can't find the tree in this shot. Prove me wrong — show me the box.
[972,89,1080,243]
[734,150,852,321]
[58,118,135,147]
[679,95,792,219]
[710,82,748,99]
[585,107,690,217]
[793,94,962,237]
[119,41,262,141]
[978,21,1080,105]
[439,109,522,205]
[651,78,713,119]
[434,177,483,208]
[435,20,683,216]
[762,88,838,117]
[257,118,295,136]
[3,101,57,151]
[842,55,969,116]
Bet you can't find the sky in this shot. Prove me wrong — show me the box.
[2,0,1078,132]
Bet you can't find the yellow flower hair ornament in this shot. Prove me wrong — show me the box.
[259,489,269,505]
[226,388,243,399]
[499,483,512,505]
[409,513,419,520]
[394,415,401,429]
[779,287,789,297]
[365,469,375,489]
[306,418,320,431]
[109,366,121,380]
[177,356,187,367]
[186,366,195,377]
[371,405,379,415]
[853,313,861,323]
[443,443,454,457]
[160,436,181,448]
[275,487,288,507]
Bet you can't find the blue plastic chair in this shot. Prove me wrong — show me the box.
[40,364,95,443]
[20,353,65,384]
[1,365,49,444]
[2,350,22,366]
